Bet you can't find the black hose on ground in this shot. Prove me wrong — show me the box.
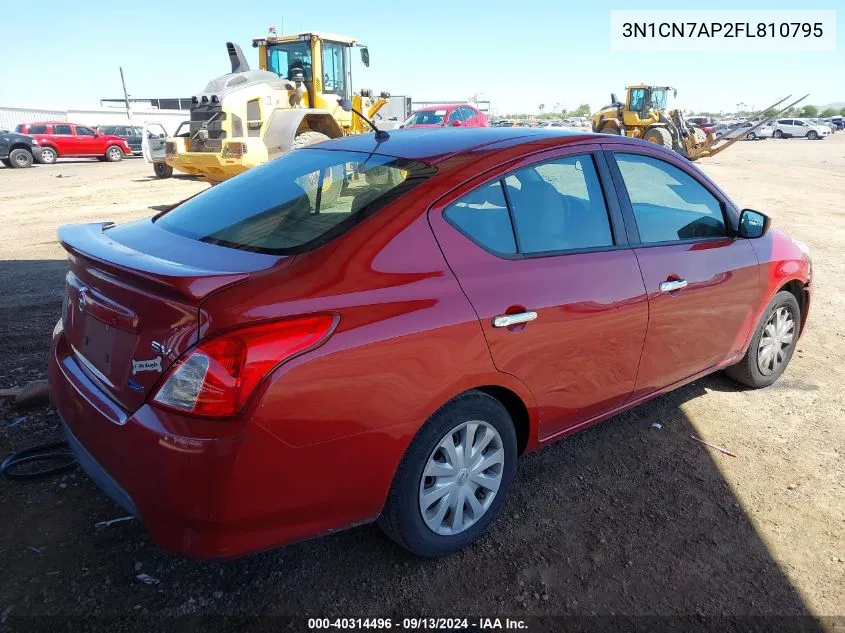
[1,441,78,481]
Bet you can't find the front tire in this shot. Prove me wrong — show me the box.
[773,129,784,139]
[807,130,818,140]
[40,147,58,164]
[105,145,123,162]
[154,162,173,178]
[747,131,756,141]
[725,291,800,388]
[643,127,673,149]
[378,391,517,557]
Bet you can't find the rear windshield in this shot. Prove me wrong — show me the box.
[155,149,434,255]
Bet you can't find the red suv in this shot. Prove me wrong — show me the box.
[402,104,489,128]
[15,122,132,164]
[50,128,812,559]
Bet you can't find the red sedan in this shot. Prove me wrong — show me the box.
[50,128,812,558]
[402,104,489,128]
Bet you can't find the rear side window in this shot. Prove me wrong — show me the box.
[54,124,72,135]
[507,155,613,253]
[445,181,516,255]
[614,153,726,243]
[156,149,434,255]
[28,124,47,134]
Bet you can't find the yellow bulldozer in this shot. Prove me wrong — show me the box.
[591,84,807,160]
[152,29,392,182]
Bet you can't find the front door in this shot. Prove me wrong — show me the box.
[429,145,649,440]
[74,125,101,154]
[605,149,761,398]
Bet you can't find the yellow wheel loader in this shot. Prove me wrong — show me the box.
[158,30,392,183]
[591,85,807,161]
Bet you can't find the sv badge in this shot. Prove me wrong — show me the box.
[132,356,162,375]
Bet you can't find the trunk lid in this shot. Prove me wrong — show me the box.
[58,220,283,412]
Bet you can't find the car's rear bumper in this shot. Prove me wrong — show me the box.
[49,324,399,558]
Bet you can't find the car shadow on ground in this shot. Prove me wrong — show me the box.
[0,259,828,631]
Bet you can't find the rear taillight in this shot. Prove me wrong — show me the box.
[151,315,335,418]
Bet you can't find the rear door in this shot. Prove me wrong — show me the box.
[50,124,77,155]
[604,146,760,397]
[429,144,649,440]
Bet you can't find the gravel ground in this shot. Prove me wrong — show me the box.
[0,141,843,631]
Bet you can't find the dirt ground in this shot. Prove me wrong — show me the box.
[0,139,843,630]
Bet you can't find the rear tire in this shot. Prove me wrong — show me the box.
[807,130,818,140]
[643,127,673,149]
[725,291,800,388]
[105,146,123,162]
[40,147,58,164]
[600,122,621,135]
[154,162,173,179]
[378,391,517,557]
[9,148,34,168]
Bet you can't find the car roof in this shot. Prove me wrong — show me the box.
[309,127,606,163]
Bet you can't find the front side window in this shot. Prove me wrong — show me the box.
[267,42,313,82]
[53,124,72,135]
[76,126,96,136]
[507,155,614,253]
[321,42,346,94]
[648,89,668,109]
[447,109,463,124]
[614,153,726,243]
[156,149,434,255]
[629,89,646,112]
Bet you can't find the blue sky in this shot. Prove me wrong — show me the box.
[0,0,841,115]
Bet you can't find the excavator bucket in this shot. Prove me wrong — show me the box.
[687,94,809,161]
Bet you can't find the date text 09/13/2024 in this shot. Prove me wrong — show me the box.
[307,617,528,630]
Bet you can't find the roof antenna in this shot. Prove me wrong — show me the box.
[338,98,389,141]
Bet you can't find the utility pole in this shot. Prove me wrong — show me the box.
[120,66,132,123]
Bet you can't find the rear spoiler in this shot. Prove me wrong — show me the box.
[58,222,250,302]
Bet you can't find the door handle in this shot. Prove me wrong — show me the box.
[659,279,688,293]
[492,311,537,328]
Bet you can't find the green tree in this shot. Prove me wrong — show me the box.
[573,103,592,117]
[821,108,837,117]
[799,105,818,118]
[841,107,845,116]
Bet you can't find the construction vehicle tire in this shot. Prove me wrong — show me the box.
[154,162,174,179]
[643,127,673,149]
[600,122,621,135]
[293,131,343,208]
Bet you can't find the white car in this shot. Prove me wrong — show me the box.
[717,121,773,140]
[772,118,831,140]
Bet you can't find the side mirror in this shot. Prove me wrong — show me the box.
[338,98,352,112]
[610,92,617,104]
[738,209,771,239]
[451,120,461,127]
[360,47,370,67]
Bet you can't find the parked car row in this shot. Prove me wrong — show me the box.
[710,117,833,142]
